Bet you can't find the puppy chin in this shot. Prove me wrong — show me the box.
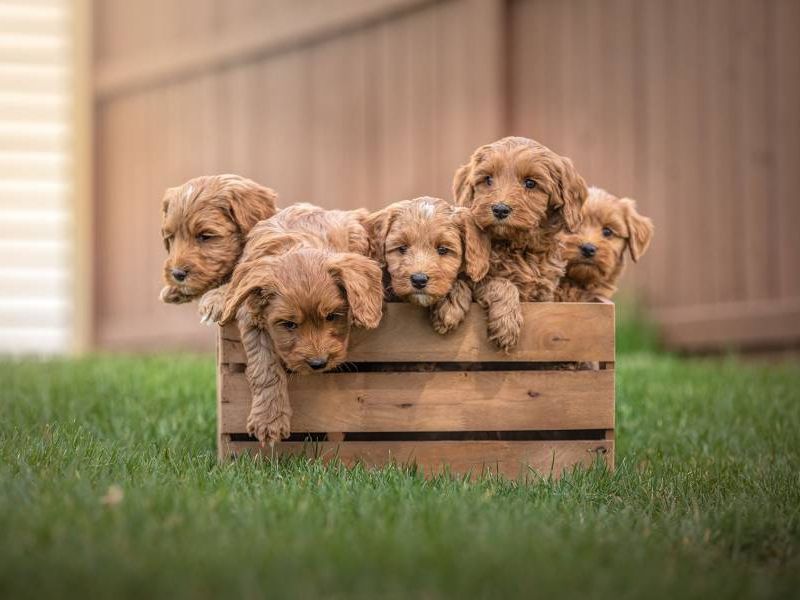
[566,262,601,283]
[406,292,436,307]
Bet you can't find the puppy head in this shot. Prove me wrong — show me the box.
[561,187,654,285]
[221,249,383,373]
[160,174,278,303]
[453,136,587,242]
[366,197,490,306]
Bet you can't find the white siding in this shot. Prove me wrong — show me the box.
[0,0,71,354]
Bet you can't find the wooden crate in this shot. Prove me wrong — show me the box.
[217,303,615,479]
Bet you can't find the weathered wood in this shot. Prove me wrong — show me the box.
[224,440,613,480]
[219,368,615,434]
[220,303,615,364]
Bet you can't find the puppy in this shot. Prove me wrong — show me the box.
[159,174,278,320]
[366,196,490,333]
[219,203,384,444]
[556,187,654,302]
[453,136,587,350]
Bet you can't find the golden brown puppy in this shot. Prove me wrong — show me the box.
[159,174,278,318]
[453,136,587,350]
[366,196,490,333]
[556,187,654,302]
[219,203,384,444]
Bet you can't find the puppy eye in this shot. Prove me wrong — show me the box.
[163,236,173,251]
[325,313,341,322]
[602,227,614,238]
[484,175,493,187]
[196,232,214,242]
[523,178,536,189]
[280,320,297,330]
[437,246,450,256]
[397,245,408,255]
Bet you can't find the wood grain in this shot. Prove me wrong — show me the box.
[219,368,615,434]
[220,303,616,364]
[221,439,613,480]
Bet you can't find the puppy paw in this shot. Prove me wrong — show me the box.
[198,287,226,325]
[160,285,191,304]
[247,412,291,446]
[488,314,522,352]
[430,307,464,335]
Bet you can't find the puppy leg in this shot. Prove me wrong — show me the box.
[198,284,228,324]
[430,278,473,334]
[474,277,523,352]
[237,310,291,445]
[159,285,192,304]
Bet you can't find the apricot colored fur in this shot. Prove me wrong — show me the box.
[556,187,654,302]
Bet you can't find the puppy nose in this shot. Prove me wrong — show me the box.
[491,203,512,220]
[580,243,597,258]
[171,268,188,282]
[306,357,328,371]
[410,273,429,289]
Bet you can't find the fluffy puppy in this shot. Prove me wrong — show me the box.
[453,136,587,350]
[219,203,384,444]
[159,174,278,317]
[366,196,490,333]
[556,187,654,302]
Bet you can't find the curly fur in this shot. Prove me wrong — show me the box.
[365,196,490,334]
[556,187,654,302]
[218,203,384,444]
[159,174,278,305]
[453,136,588,350]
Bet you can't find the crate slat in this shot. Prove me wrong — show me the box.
[221,438,613,480]
[220,302,615,363]
[219,369,614,433]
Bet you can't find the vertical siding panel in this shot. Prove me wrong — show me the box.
[737,0,774,301]
[704,0,743,304]
[641,0,671,307]
[773,0,800,298]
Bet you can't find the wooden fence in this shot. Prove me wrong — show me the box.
[91,0,800,352]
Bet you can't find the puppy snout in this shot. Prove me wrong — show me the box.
[171,268,188,282]
[306,356,329,371]
[410,273,429,290]
[491,203,512,220]
[580,243,597,258]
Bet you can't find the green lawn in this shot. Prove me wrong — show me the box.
[1,334,798,598]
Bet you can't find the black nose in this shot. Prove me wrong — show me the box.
[410,273,429,289]
[580,243,597,258]
[306,357,328,371]
[171,268,188,282]
[491,203,511,220]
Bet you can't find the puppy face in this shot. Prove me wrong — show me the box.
[561,188,654,285]
[221,249,383,374]
[367,197,489,306]
[160,175,278,303]
[453,136,587,241]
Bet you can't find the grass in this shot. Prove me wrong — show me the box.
[1,320,799,598]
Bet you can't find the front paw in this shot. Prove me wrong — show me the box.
[430,305,465,335]
[160,285,191,304]
[488,313,522,352]
[247,412,291,446]
[198,289,225,324]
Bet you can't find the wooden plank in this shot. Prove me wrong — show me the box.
[95,0,438,98]
[656,297,800,351]
[220,303,615,363]
[224,440,613,480]
[219,368,615,434]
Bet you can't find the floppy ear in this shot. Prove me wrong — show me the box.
[621,198,654,262]
[326,253,384,329]
[219,260,275,324]
[161,186,179,216]
[363,206,396,266]
[226,178,279,234]
[552,156,587,233]
[452,163,474,207]
[454,208,490,282]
